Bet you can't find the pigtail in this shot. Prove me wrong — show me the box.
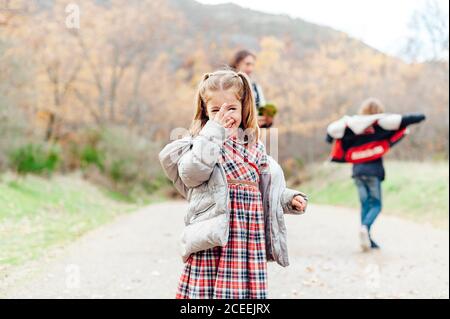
[237,72,259,143]
[189,73,212,137]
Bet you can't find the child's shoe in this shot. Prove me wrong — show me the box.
[370,239,381,250]
[359,225,371,252]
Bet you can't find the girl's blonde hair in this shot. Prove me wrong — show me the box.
[358,98,385,115]
[189,70,259,142]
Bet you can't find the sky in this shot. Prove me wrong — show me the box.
[196,0,449,59]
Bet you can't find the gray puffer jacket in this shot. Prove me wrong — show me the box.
[159,120,308,267]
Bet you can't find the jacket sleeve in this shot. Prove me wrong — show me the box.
[281,188,308,215]
[178,120,226,188]
[266,155,309,215]
[158,136,192,199]
[400,113,426,128]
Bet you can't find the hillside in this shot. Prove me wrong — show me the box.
[167,0,364,55]
[2,0,448,164]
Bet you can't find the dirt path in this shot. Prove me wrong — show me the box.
[1,202,448,299]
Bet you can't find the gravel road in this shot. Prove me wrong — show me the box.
[1,202,448,299]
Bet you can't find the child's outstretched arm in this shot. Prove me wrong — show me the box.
[264,154,309,215]
[400,113,426,128]
[178,119,226,188]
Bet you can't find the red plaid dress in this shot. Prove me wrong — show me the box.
[175,135,269,299]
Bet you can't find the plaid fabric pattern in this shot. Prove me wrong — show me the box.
[176,136,269,299]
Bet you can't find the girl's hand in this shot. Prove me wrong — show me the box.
[213,103,235,129]
[292,195,307,212]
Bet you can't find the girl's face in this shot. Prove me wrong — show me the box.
[236,55,255,77]
[206,89,242,133]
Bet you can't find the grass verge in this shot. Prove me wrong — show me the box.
[297,161,449,228]
[0,172,165,272]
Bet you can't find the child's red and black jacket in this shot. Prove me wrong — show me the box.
[326,113,426,164]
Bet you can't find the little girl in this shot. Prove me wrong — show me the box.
[160,70,307,299]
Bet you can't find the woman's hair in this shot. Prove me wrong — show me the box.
[358,98,385,115]
[230,50,256,70]
[189,70,259,143]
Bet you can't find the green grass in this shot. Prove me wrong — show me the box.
[0,172,163,271]
[297,161,449,228]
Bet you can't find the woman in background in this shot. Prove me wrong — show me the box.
[230,50,271,128]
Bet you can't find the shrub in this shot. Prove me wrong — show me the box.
[80,145,104,171]
[82,125,169,196]
[9,143,60,175]
[0,103,29,172]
